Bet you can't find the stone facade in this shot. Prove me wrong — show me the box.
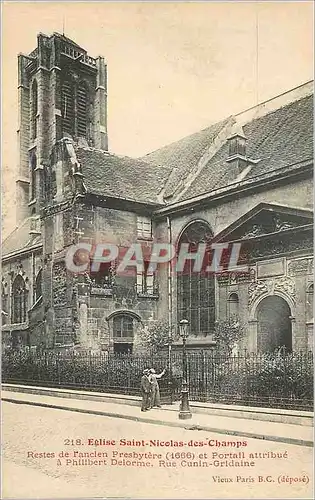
[2,32,313,354]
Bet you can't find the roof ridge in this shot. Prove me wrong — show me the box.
[75,145,111,155]
[77,145,164,168]
[235,80,313,119]
[235,84,313,127]
[1,217,29,246]
[143,82,313,160]
[142,117,231,159]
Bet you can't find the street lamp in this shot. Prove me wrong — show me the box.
[178,319,192,420]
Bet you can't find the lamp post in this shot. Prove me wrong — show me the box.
[178,319,192,420]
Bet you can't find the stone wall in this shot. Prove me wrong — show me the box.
[154,177,313,352]
[71,203,160,351]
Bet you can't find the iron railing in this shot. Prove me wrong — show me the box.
[2,349,313,410]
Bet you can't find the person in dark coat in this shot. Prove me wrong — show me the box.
[149,368,166,408]
[140,369,151,411]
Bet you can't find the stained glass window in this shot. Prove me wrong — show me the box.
[12,276,28,324]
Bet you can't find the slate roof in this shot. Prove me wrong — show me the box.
[142,118,231,199]
[75,147,173,205]
[77,86,313,206]
[2,218,42,257]
[143,93,313,202]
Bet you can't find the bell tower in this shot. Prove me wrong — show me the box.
[16,32,108,223]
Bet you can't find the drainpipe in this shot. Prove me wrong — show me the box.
[166,215,173,402]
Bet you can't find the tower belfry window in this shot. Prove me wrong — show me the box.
[31,80,38,141]
[30,152,37,201]
[61,80,75,136]
[61,77,89,140]
[77,82,88,137]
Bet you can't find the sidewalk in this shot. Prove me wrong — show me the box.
[2,389,313,447]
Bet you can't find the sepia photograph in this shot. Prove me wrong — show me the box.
[1,1,314,499]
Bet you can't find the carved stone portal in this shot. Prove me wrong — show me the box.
[274,277,296,301]
[248,276,295,307]
[288,258,313,276]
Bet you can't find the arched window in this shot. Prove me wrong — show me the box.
[11,276,28,324]
[2,281,9,325]
[30,151,37,200]
[306,283,314,322]
[31,80,38,141]
[228,292,239,319]
[35,269,42,302]
[177,221,215,336]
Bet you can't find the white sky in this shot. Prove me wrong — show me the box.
[1,1,314,235]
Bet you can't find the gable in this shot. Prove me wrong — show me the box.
[213,203,313,243]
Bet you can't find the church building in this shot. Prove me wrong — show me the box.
[1,33,313,353]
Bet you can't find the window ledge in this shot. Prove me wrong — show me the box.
[113,337,134,343]
[90,287,113,297]
[137,236,153,242]
[137,293,159,300]
[3,321,29,331]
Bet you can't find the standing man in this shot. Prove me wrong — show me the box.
[149,368,166,408]
[140,369,151,412]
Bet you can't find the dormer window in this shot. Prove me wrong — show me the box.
[226,126,249,175]
[227,132,246,158]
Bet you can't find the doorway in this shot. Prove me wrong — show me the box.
[256,295,292,352]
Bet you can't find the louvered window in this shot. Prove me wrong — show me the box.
[61,80,75,136]
[77,82,88,137]
[61,78,89,139]
[31,80,38,141]
[30,152,37,200]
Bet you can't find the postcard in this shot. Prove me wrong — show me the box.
[1,2,313,499]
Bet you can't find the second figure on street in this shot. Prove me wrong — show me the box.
[149,368,166,408]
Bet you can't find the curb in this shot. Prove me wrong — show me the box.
[3,397,313,448]
[3,383,313,426]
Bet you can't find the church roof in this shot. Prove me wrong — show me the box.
[143,86,313,203]
[75,147,173,205]
[142,117,231,199]
[2,217,42,258]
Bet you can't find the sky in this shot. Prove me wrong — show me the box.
[1,1,314,236]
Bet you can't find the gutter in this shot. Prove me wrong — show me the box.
[153,160,313,218]
[2,243,42,262]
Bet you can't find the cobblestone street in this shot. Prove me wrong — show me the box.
[2,401,313,499]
